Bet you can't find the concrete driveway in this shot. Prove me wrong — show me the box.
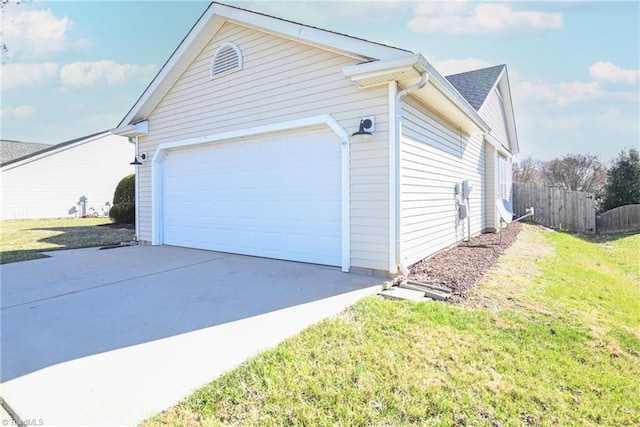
[0,245,384,426]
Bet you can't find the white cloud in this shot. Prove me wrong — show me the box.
[0,62,59,89]
[589,62,639,85]
[432,57,493,76]
[59,61,157,88]
[0,105,36,119]
[514,80,605,106]
[408,2,563,34]
[1,8,90,60]
[74,112,122,127]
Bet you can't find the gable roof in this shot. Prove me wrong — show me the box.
[0,140,53,164]
[447,65,519,154]
[1,131,109,168]
[445,64,506,111]
[117,1,412,128]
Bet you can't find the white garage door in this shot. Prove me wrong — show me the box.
[161,128,342,266]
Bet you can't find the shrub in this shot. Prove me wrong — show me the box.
[113,174,135,205]
[109,202,135,224]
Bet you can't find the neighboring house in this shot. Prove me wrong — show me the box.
[0,140,53,164]
[112,2,519,276]
[1,132,133,220]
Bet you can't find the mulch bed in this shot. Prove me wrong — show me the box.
[408,223,523,299]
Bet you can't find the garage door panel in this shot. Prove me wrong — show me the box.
[162,129,341,266]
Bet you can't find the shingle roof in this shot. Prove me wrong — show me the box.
[445,64,505,111]
[1,131,108,167]
[0,140,53,164]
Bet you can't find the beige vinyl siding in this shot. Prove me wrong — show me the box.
[400,96,485,267]
[481,89,509,147]
[1,134,133,220]
[138,22,391,271]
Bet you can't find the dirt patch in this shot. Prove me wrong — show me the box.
[408,223,522,299]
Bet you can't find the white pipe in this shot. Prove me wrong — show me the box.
[134,135,140,242]
[393,72,428,275]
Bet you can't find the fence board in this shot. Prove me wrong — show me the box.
[596,204,640,234]
[512,182,596,234]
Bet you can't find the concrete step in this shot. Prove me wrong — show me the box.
[379,287,430,301]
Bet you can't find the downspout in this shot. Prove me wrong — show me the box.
[133,136,140,242]
[393,71,428,275]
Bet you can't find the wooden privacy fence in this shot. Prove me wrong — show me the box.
[512,182,596,234]
[596,204,640,234]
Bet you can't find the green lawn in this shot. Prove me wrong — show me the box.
[145,225,640,426]
[0,217,135,264]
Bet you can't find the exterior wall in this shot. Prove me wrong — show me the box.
[484,144,498,231]
[480,86,515,231]
[481,89,509,146]
[399,96,485,267]
[1,134,133,220]
[138,22,391,271]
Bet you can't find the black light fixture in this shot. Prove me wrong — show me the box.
[130,152,147,165]
[352,118,374,138]
[130,156,142,166]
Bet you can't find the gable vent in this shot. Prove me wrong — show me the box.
[210,42,243,78]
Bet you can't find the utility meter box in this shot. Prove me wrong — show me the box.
[458,204,468,219]
[462,180,472,199]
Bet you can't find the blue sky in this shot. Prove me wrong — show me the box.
[1,1,638,163]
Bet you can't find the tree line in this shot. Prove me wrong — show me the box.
[513,148,640,212]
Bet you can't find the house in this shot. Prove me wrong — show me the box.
[1,132,133,220]
[1,140,53,164]
[112,2,519,276]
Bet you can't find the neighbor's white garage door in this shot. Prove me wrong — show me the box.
[161,128,342,266]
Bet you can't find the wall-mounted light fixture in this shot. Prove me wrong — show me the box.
[352,117,375,138]
[130,152,147,165]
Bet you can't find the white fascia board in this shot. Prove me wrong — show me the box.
[344,54,489,134]
[415,56,489,133]
[110,121,149,137]
[119,3,411,127]
[343,53,424,80]
[499,74,520,155]
[217,4,410,61]
[118,5,220,127]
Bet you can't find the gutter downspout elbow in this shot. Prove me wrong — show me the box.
[393,71,428,276]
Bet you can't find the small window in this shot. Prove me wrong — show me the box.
[210,42,242,78]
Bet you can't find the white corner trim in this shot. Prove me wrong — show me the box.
[151,114,351,272]
[388,81,399,274]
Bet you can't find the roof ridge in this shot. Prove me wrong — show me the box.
[212,1,412,55]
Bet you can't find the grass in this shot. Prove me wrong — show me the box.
[144,225,640,426]
[0,217,135,264]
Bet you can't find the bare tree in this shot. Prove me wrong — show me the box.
[542,153,606,193]
[513,156,543,184]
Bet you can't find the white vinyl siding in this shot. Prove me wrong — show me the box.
[138,22,391,271]
[485,144,498,231]
[498,154,508,200]
[399,97,485,267]
[482,89,509,149]
[1,134,133,220]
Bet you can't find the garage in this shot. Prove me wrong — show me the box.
[160,127,342,266]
